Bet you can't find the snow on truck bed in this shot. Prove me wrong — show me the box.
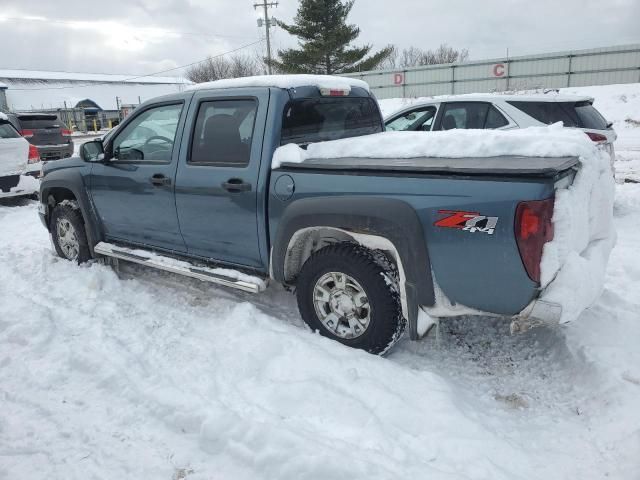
[274,125,616,324]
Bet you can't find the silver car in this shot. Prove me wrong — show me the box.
[384,93,617,160]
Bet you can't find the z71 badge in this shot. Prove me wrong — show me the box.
[434,210,499,235]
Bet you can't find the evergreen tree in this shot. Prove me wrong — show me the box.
[270,0,393,74]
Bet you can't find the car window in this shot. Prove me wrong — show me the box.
[17,115,61,129]
[507,101,579,127]
[439,102,490,130]
[112,103,182,162]
[573,101,609,130]
[386,106,437,131]
[189,99,258,167]
[281,97,382,146]
[485,106,509,129]
[0,122,21,139]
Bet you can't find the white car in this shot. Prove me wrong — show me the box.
[384,93,617,159]
[0,112,41,199]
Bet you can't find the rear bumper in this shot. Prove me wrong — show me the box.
[0,175,39,199]
[35,143,74,161]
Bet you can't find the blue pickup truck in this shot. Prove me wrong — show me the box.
[38,75,589,354]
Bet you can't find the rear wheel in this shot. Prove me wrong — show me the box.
[50,202,91,264]
[296,243,406,355]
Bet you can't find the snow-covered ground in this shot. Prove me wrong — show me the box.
[1,84,640,479]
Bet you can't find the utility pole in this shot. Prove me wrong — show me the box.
[254,0,278,74]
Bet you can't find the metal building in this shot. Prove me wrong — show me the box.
[347,43,640,99]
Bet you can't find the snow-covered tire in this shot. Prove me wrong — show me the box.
[50,202,92,264]
[296,243,406,355]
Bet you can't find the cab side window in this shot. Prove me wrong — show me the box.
[112,103,183,162]
[386,106,437,131]
[189,99,258,167]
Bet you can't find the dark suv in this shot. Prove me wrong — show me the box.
[8,113,74,161]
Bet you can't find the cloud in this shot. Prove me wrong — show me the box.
[0,0,638,76]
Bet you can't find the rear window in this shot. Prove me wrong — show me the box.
[507,101,608,129]
[18,115,61,129]
[0,122,20,139]
[281,97,382,145]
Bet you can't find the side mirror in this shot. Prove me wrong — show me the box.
[606,121,613,129]
[80,140,105,162]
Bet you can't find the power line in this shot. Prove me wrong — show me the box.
[8,39,265,91]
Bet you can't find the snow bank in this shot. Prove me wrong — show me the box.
[0,112,7,120]
[187,74,369,93]
[275,125,615,324]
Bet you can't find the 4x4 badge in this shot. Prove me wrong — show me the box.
[435,210,499,235]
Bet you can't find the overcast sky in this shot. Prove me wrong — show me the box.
[0,0,639,77]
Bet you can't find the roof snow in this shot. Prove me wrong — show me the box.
[188,74,370,93]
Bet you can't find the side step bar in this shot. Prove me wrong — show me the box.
[93,242,267,294]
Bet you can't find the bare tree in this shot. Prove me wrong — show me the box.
[186,53,265,83]
[378,44,469,70]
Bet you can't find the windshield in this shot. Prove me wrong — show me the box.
[281,97,382,146]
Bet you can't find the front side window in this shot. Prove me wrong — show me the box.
[281,97,382,146]
[112,103,183,162]
[0,122,20,139]
[386,106,437,131]
[189,99,258,167]
[439,102,490,130]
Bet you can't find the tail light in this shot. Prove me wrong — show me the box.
[20,129,34,138]
[61,129,73,137]
[28,144,40,164]
[585,132,607,144]
[319,87,350,96]
[515,198,555,283]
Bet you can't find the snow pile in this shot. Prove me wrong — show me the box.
[274,123,600,165]
[188,74,369,93]
[275,125,615,323]
[0,112,7,120]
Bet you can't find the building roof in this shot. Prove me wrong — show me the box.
[0,69,188,84]
[0,69,191,111]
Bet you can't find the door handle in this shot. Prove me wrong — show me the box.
[150,174,171,187]
[222,178,252,193]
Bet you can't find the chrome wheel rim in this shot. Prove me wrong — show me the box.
[56,218,79,260]
[313,272,371,339]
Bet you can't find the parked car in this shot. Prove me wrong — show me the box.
[37,76,611,355]
[7,113,74,161]
[0,112,40,198]
[384,94,617,159]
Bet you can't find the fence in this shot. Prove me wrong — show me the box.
[346,44,640,99]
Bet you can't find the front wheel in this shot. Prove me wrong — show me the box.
[296,244,406,355]
[50,202,92,263]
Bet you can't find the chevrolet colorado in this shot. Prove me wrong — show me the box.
[37,75,611,354]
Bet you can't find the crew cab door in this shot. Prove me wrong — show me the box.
[174,88,269,269]
[89,101,188,251]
